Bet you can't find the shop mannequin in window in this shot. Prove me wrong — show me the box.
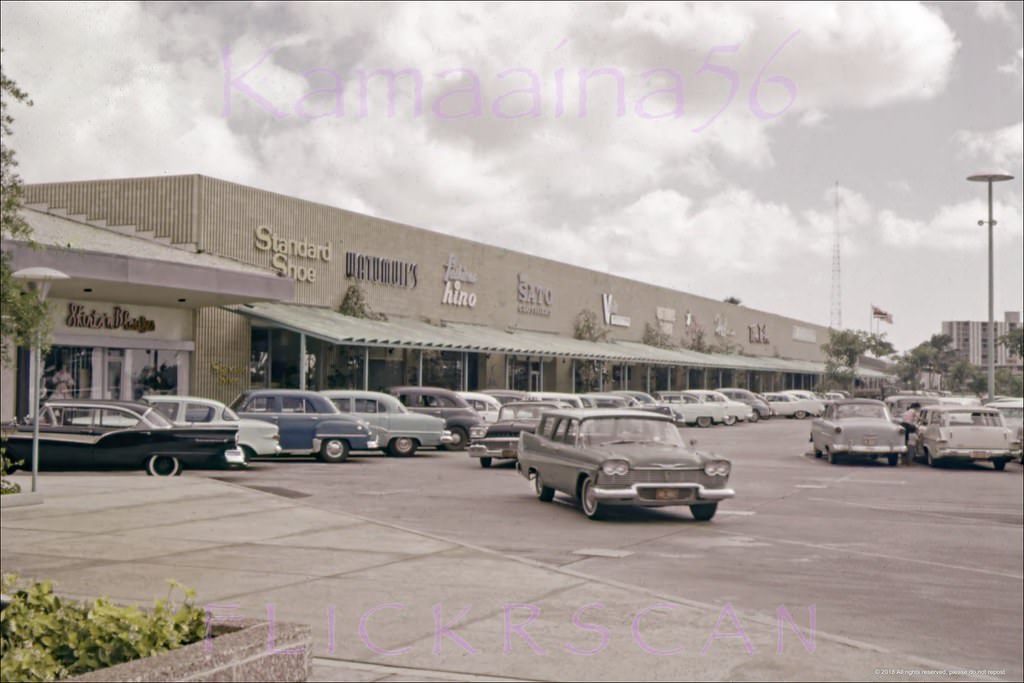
[51,363,75,400]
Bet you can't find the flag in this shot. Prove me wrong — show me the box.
[872,305,893,324]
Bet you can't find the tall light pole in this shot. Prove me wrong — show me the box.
[966,173,1014,402]
[11,267,69,493]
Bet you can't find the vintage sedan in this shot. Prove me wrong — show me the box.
[685,390,754,426]
[654,392,723,428]
[915,405,1021,470]
[3,399,244,476]
[458,392,503,424]
[142,395,281,460]
[230,390,377,463]
[717,388,772,421]
[809,399,906,466]
[517,409,735,521]
[764,392,821,419]
[468,401,562,468]
[321,390,452,457]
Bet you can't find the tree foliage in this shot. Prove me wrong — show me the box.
[821,329,895,390]
[572,309,607,342]
[1,58,49,363]
[641,322,672,349]
[337,284,387,321]
[998,327,1024,360]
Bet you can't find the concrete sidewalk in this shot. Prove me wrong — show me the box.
[0,474,985,682]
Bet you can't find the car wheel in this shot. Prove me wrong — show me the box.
[724,416,737,426]
[532,471,554,502]
[146,455,181,477]
[993,459,1007,471]
[826,448,839,465]
[388,437,417,457]
[480,457,492,468]
[696,416,712,429]
[748,411,760,423]
[794,410,808,420]
[319,439,349,463]
[690,503,718,521]
[444,427,468,451]
[887,454,899,467]
[813,446,822,458]
[579,476,605,520]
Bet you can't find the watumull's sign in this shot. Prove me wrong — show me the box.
[65,302,156,334]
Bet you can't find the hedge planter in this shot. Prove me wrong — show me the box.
[68,619,313,682]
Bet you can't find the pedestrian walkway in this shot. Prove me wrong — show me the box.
[0,474,977,682]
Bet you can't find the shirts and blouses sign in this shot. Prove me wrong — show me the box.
[65,302,156,334]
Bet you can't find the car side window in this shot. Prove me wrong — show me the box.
[552,419,569,442]
[59,407,96,427]
[244,396,275,412]
[434,395,455,407]
[354,399,378,413]
[281,396,306,413]
[185,403,215,422]
[98,409,140,429]
[332,398,352,413]
[564,419,579,444]
[151,403,178,421]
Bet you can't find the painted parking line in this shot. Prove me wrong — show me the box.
[716,509,756,516]
[794,484,828,489]
[572,547,635,558]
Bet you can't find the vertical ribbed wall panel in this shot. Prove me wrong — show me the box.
[24,176,197,245]
[192,307,250,404]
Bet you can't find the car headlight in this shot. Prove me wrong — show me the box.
[703,461,730,477]
[601,460,629,476]
[470,426,488,439]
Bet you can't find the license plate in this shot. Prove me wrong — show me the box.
[862,438,876,446]
[501,449,517,458]
[655,488,680,500]
[970,451,988,457]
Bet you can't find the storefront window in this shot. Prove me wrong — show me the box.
[423,350,463,390]
[251,327,270,388]
[574,360,605,392]
[368,347,407,392]
[39,346,184,402]
[128,349,180,398]
[270,328,301,388]
[324,345,365,389]
[41,347,93,400]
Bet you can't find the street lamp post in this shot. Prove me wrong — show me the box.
[966,173,1014,403]
[11,267,69,493]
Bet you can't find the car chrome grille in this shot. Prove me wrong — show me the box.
[600,468,705,486]
[486,431,520,439]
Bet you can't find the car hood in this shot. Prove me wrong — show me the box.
[582,442,719,467]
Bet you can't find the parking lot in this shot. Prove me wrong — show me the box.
[4,417,1022,680]
[177,417,1022,679]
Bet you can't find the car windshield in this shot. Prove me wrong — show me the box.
[579,417,684,448]
[499,405,546,420]
[142,408,174,428]
[942,411,1002,427]
[222,407,240,421]
[836,404,888,420]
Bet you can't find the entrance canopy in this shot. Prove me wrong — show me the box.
[228,302,879,378]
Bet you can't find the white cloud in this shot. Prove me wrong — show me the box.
[998,47,1024,85]
[954,122,1024,169]
[879,199,1023,250]
[976,2,1015,24]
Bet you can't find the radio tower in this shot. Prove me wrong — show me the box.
[830,181,842,330]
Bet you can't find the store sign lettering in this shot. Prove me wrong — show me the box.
[65,303,156,334]
[601,293,631,327]
[346,252,418,288]
[517,273,552,316]
[254,225,332,283]
[442,254,478,308]
[748,323,770,344]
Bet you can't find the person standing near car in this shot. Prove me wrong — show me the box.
[900,402,921,465]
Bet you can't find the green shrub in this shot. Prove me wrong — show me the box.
[0,575,206,682]
[1,451,21,495]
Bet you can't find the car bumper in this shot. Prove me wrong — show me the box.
[467,443,518,459]
[440,430,455,444]
[590,483,735,506]
[830,445,907,454]
[931,448,1018,460]
[223,448,247,466]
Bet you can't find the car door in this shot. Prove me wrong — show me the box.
[34,405,99,469]
[546,417,582,491]
[92,407,149,468]
[353,397,390,440]
[278,395,319,451]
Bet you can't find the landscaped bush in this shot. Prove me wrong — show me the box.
[1,452,21,495]
[0,575,206,682]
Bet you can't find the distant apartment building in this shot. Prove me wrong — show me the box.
[942,311,1023,371]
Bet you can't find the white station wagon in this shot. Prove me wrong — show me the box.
[914,405,1022,470]
[143,395,281,460]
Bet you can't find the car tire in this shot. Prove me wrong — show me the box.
[887,454,899,467]
[146,455,181,477]
[813,445,822,458]
[532,471,554,502]
[748,411,760,423]
[319,439,349,463]
[993,459,1007,471]
[579,476,605,520]
[388,437,417,457]
[480,457,492,468]
[696,416,712,429]
[724,416,737,426]
[444,427,468,451]
[690,503,718,521]
[826,448,839,465]
[794,410,808,420]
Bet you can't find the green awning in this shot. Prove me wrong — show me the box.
[226,302,888,378]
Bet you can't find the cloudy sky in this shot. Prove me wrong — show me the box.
[2,1,1021,352]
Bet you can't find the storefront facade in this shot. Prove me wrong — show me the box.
[17,175,867,405]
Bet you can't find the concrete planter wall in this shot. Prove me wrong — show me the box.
[69,620,312,682]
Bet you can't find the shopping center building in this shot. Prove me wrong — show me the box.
[2,174,888,420]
